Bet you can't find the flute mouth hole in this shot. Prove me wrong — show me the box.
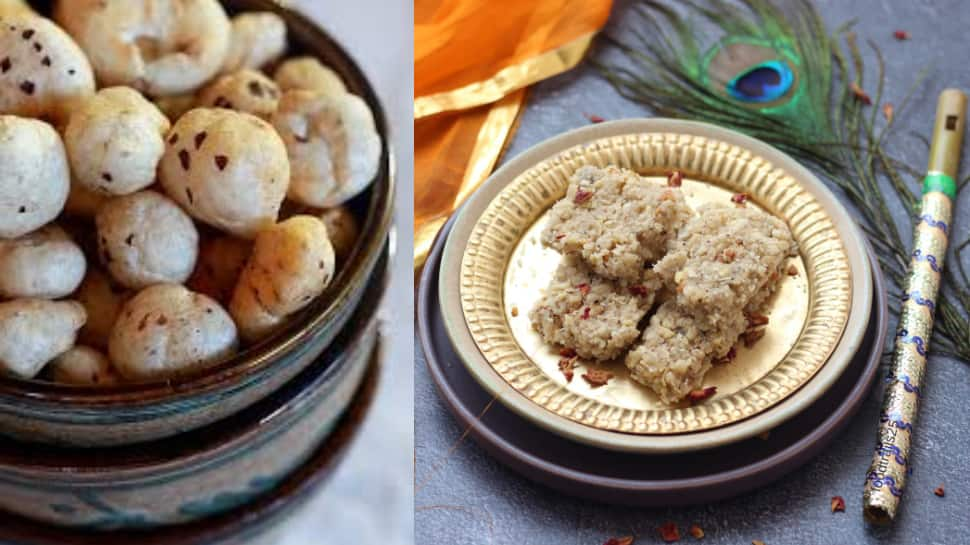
[863,504,893,526]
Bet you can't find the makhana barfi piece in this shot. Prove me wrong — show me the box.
[541,166,692,282]
[654,203,797,322]
[625,300,746,404]
[626,203,796,402]
[529,255,660,361]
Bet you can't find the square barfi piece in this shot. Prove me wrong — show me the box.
[625,299,746,404]
[654,203,796,323]
[541,165,692,282]
[529,255,660,361]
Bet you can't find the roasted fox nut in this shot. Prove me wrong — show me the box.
[187,235,252,305]
[64,87,171,196]
[108,284,238,380]
[221,12,287,74]
[0,13,95,123]
[54,0,230,96]
[50,345,119,385]
[197,69,281,119]
[229,215,336,342]
[0,299,86,379]
[0,224,86,299]
[318,206,360,264]
[0,115,71,238]
[74,266,131,349]
[272,90,380,208]
[95,190,200,289]
[159,108,289,239]
[273,56,345,96]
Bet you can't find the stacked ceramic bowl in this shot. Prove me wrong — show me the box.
[0,1,393,543]
[418,119,887,505]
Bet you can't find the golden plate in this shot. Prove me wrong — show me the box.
[441,120,871,451]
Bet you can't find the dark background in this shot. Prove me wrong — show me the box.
[415,1,970,543]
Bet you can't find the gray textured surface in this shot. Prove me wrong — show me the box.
[276,2,413,544]
[415,1,970,543]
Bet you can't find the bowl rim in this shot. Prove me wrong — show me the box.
[0,0,395,406]
[0,251,388,473]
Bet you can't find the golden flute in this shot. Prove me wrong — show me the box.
[863,89,967,524]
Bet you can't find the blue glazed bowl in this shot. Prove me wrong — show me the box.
[0,0,395,447]
[0,345,381,544]
[0,255,386,529]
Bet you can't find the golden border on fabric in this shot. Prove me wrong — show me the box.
[458,133,853,434]
[414,90,526,268]
[414,32,594,119]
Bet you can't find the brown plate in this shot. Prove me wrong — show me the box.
[419,213,888,506]
[0,346,380,545]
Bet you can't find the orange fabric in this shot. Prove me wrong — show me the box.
[416,0,610,97]
[414,107,490,228]
[414,0,613,265]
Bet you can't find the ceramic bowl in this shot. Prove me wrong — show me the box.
[0,0,395,447]
[0,349,380,545]
[0,251,387,529]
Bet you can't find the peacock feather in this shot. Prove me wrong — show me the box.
[596,0,845,171]
[596,0,970,361]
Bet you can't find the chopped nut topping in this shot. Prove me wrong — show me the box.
[629,284,651,296]
[787,264,799,276]
[742,327,766,348]
[582,368,613,387]
[510,305,519,317]
[850,82,872,105]
[883,102,894,123]
[667,170,683,187]
[718,249,736,263]
[687,386,717,402]
[558,358,576,383]
[746,312,769,327]
[658,522,680,542]
[713,347,736,365]
[830,496,845,512]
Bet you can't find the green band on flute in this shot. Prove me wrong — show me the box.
[923,172,957,200]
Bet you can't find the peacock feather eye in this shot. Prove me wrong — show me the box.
[703,40,799,108]
[726,60,794,103]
